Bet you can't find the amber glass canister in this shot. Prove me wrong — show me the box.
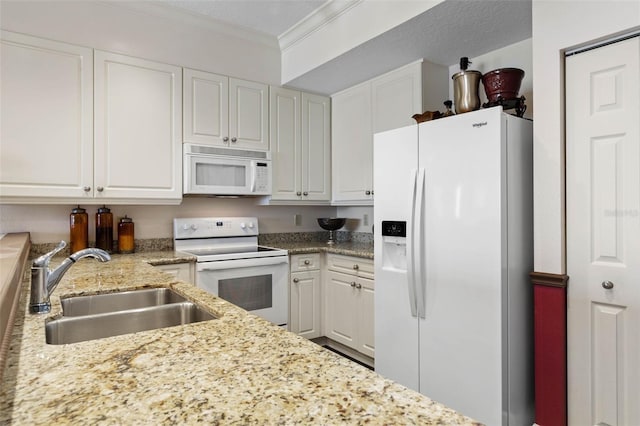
[118,215,135,254]
[95,205,113,253]
[69,205,88,253]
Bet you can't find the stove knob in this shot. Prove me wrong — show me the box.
[182,224,189,230]
[191,224,198,231]
[240,222,246,229]
[248,222,255,229]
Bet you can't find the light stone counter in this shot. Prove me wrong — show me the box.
[0,250,480,425]
[265,241,375,260]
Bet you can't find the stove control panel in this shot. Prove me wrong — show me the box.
[173,217,259,239]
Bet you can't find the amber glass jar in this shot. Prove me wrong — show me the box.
[95,205,113,253]
[69,205,88,253]
[118,215,135,254]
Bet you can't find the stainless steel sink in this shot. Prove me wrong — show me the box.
[60,288,188,316]
[46,302,216,345]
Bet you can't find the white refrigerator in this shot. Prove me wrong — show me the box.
[373,107,534,425]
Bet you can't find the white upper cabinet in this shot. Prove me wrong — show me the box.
[331,60,448,205]
[270,87,330,202]
[0,31,93,199]
[94,50,182,202]
[184,69,269,151]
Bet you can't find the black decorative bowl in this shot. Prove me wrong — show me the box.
[317,218,346,244]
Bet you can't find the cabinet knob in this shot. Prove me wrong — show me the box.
[296,191,302,196]
[231,137,237,143]
[293,278,299,283]
[353,264,359,270]
[350,281,357,287]
[365,190,371,195]
[223,136,229,142]
[303,191,308,196]
[83,186,91,192]
[355,283,362,289]
[304,260,310,265]
[371,190,374,196]
[97,186,104,192]
[602,280,615,290]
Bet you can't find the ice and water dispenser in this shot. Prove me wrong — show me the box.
[381,221,407,272]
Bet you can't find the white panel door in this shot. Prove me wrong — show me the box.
[229,78,269,151]
[183,68,229,146]
[357,277,375,358]
[94,51,182,201]
[371,61,422,133]
[0,31,93,199]
[566,36,640,426]
[290,270,321,339]
[301,93,331,201]
[270,87,301,200]
[324,270,358,348]
[331,83,373,203]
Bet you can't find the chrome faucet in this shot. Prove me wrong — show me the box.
[30,241,111,314]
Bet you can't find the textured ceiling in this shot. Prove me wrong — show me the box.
[162,0,326,37]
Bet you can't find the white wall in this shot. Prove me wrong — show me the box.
[532,1,639,274]
[0,199,337,244]
[0,0,281,84]
[448,38,533,120]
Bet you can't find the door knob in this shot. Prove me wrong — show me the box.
[602,280,614,290]
[97,186,104,192]
[365,190,371,195]
[296,191,302,196]
[303,191,308,196]
[293,278,299,283]
[355,283,362,289]
[223,136,229,142]
[231,137,237,143]
[350,282,356,287]
[83,186,91,192]
[353,264,359,270]
[304,260,310,265]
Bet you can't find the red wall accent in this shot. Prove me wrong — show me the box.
[533,284,567,426]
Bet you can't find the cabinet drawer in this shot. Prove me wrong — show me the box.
[290,253,321,272]
[326,254,374,279]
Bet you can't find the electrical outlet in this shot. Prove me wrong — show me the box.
[294,214,302,226]
[363,214,369,226]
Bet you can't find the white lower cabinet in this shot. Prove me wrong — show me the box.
[154,262,194,284]
[324,254,375,358]
[289,254,322,339]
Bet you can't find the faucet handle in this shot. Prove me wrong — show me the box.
[32,240,67,267]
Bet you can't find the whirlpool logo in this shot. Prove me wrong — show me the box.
[472,121,488,128]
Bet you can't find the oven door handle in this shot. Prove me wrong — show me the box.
[196,256,289,271]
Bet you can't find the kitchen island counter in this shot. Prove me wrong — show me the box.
[0,249,479,425]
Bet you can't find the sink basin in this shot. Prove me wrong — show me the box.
[46,302,216,345]
[60,288,188,316]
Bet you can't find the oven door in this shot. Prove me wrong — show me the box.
[195,256,288,327]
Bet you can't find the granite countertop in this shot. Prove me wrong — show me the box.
[265,240,374,259]
[0,248,479,425]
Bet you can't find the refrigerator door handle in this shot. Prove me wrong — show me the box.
[406,168,419,317]
[415,168,426,319]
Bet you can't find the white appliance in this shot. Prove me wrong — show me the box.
[183,143,272,195]
[373,107,534,425]
[173,217,288,327]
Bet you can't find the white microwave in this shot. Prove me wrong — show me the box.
[184,143,272,195]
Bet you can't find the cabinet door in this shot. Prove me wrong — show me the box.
[229,78,269,151]
[371,62,422,133]
[0,31,93,199]
[331,83,373,204]
[94,51,182,201]
[183,68,229,146]
[325,270,358,349]
[302,93,331,201]
[290,270,321,339]
[270,87,301,200]
[358,277,375,358]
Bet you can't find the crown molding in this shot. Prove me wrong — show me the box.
[97,1,279,50]
[278,0,363,51]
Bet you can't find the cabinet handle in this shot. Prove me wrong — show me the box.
[602,280,614,290]
[296,191,302,196]
[304,260,310,265]
[293,278,299,283]
[303,191,308,196]
[223,136,229,142]
[365,190,371,195]
[353,264,359,270]
[350,281,357,287]
[231,137,237,143]
[355,283,362,289]
[83,186,91,192]
[97,186,104,192]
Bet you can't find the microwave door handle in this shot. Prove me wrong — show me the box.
[250,162,257,193]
